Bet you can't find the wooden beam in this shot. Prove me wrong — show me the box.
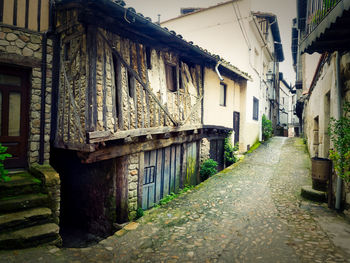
[87,124,202,143]
[97,29,179,126]
[115,56,124,130]
[80,133,203,163]
[115,155,129,223]
[87,24,98,131]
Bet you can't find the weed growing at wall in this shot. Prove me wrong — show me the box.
[136,207,144,219]
[155,185,194,208]
[224,132,239,166]
[0,143,12,182]
[328,101,350,182]
[200,159,218,181]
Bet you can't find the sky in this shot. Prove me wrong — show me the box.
[124,0,297,86]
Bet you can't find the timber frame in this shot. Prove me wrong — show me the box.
[53,0,249,162]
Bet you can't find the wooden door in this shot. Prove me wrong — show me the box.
[233,111,240,144]
[209,139,224,171]
[0,67,29,169]
[142,144,181,210]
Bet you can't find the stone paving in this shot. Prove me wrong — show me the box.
[1,137,350,262]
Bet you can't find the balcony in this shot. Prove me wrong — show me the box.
[298,0,350,54]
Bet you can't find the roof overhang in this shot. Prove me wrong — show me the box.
[253,12,284,62]
[299,0,350,54]
[56,0,250,81]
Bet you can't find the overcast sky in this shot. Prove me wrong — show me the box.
[125,0,296,85]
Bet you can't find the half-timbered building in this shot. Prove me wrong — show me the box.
[52,0,249,239]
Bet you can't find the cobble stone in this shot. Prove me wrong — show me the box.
[1,138,349,263]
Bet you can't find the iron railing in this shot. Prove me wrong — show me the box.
[305,0,341,35]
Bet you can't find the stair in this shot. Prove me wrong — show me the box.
[0,172,42,198]
[0,172,61,249]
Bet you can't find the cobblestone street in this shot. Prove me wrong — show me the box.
[1,137,350,262]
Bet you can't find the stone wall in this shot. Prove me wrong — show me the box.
[30,164,60,224]
[303,51,350,214]
[0,25,52,165]
[200,138,210,164]
[127,153,140,219]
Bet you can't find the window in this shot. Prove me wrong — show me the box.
[220,83,226,106]
[146,47,152,69]
[64,42,70,61]
[127,71,135,98]
[253,97,259,121]
[165,64,177,92]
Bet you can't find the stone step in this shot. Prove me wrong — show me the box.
[0,223,61,249]
[0,207,52,233]
[0,194,48,213]
[0,172,42,199]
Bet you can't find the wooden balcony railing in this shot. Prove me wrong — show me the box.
[305,0,341,36]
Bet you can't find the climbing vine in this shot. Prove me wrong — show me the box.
[224,132,238,166]
[328,101,350,182]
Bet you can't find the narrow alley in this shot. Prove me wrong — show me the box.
[1,137,350,262]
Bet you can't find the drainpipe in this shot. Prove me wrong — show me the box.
[335,51,343,210]
[39,0,54,164]
[39,33,48,165]
[215,61,224,81]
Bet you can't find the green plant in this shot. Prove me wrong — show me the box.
[328,101,350,182]
[311,0,337,26]
[246,140,261,154]
[154,186,194,208]
[200,159,218,181]
[136,207,144,219]
[224,132,239,166]
[262,114,273,141]
[0,143,12,182]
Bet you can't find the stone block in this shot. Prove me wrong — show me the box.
[23,47,34,57]
[27,43,40,51]
[30,35,41,44]
[0,39,9,46]
[6,33,18,41]
[15,39,25,48]
[6,46,21,55]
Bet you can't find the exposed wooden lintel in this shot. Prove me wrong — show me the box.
[87,124,203,144]
[80,133,203,164]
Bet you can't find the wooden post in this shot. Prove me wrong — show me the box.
[138,151,145,209]
[180,142,186,188]
[115,155,129,223]
[86,24,98,131]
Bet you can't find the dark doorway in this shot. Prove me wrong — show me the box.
[233,111,240,144]
[209,139,224,171]
[0,66,29,169]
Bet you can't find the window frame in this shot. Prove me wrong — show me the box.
[253,96,259,121]
[219,82,227,107]
[165,63,178,92]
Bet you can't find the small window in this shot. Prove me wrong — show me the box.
[146,47,152,69]
[253,97,259,121]
[165,64,177,92]
[220,83,226,106]
[127,71,135,98]
[64,42,70,61]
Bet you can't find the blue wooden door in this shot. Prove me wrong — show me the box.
[142,144,181,209]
